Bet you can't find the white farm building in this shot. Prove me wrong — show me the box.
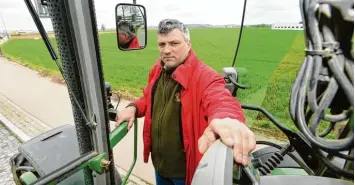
[271,22,303,30]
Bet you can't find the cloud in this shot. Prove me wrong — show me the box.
[0,1,23,8]
[163,4,180,12]
[0,0,302,31]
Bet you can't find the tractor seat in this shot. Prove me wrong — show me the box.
[16,124,86,184]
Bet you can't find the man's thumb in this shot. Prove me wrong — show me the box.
[115,115,125,127]
[128,118,135,130]
[198,137,208,154]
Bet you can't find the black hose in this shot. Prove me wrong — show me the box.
[256,141,285,150]
[292,0,353,151]
[314,147,354,179]
[228,75,246,89]
[242,104,294,136]
[289,0,354,178]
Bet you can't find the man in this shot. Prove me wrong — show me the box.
[116,19,256,185]
[117,21,140,49]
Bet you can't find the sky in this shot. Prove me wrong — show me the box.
[0,0,302,32]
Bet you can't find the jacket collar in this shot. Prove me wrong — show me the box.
[155,49,199,90]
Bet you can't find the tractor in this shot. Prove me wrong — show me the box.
[8,0,354,184]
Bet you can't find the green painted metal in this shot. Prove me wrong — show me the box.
[109,121,129,148]
[271,168,308,176]
[87,153,107,174]
[121,119,138,185]
[20,172,38,185]
[17,120,137,185]
[107,119,138,184]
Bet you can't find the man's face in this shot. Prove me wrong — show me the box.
[118,32,129,44]
[157,29,191,68]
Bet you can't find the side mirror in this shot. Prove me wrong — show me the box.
[34,0,50,18]
[115,3,147,51]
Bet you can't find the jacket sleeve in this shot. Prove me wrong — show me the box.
[127,69,153,118]
[200,66,245,124]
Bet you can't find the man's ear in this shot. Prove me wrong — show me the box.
[187,40,191,49]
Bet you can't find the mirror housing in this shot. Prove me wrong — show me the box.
[115,3,147,51]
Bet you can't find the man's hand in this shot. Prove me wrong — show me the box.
[198,118,256,166]
[115,106,137,130]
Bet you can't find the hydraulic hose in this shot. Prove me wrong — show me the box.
[291,0,353,152]
[289,0,354,178]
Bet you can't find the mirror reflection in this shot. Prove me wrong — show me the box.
[115,4,147,50]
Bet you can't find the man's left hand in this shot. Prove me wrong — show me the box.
[198,118,256,166]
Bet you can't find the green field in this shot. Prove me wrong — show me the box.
[254,33,306,133]
[1,28,305,133]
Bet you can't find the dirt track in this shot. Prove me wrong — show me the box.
[10,31,115,39]
[10,33,55,39]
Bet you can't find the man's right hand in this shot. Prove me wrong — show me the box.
[115,106,137,130]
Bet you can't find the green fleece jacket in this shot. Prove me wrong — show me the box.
[151,68,186,178]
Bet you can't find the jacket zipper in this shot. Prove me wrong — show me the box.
[157,76,170,171]
[149,71,161,171]
[150,73,161,118]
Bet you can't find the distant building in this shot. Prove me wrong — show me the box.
[271,22,303,30]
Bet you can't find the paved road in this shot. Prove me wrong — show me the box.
[0,57,154,184]
[0,57,282,184]
[0,124,20,185]
[0,57,75,127]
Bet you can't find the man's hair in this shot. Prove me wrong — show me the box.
[117,21,135,38]
[157,19,190,41]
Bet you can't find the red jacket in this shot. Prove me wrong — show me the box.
[133,50,245,185]
[128,37,140,49]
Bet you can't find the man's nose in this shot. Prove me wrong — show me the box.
[162,45,172,54]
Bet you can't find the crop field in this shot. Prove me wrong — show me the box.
[254,33,306,133]
[1,27,306,134]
